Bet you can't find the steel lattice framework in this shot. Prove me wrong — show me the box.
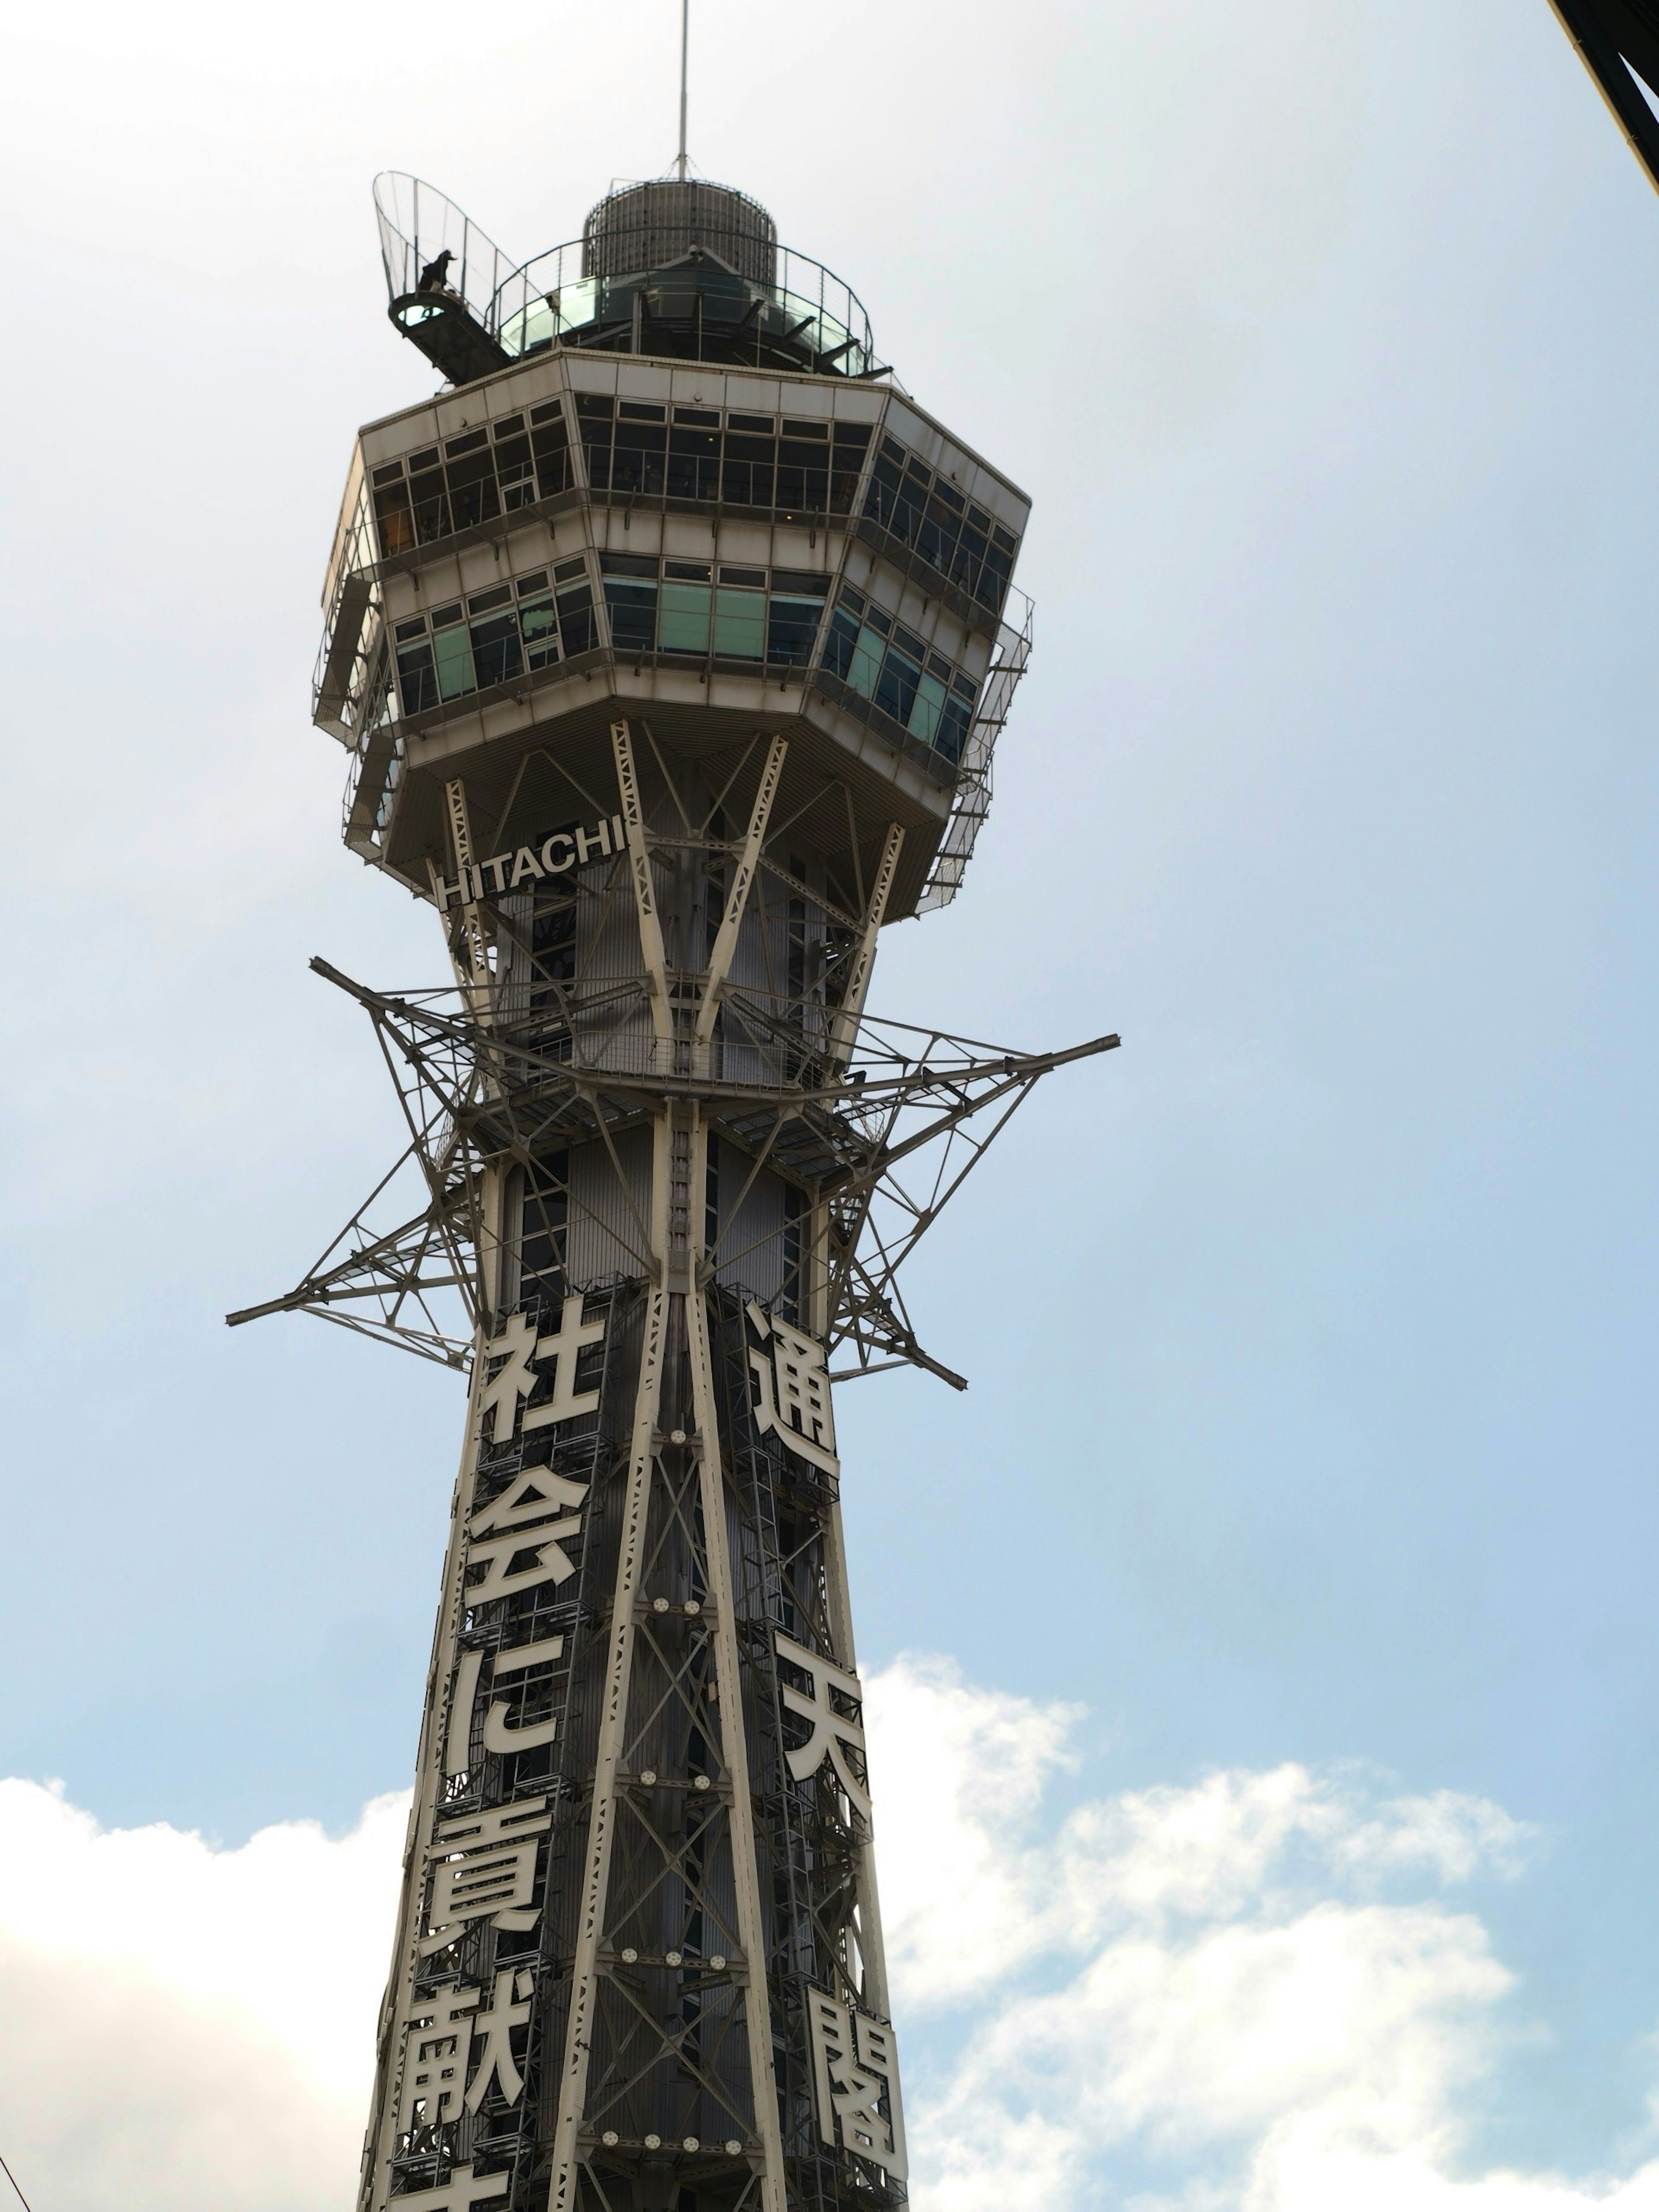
[228,946,1114,1386]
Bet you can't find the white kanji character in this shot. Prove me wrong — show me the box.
[474,1314,538,1446]
[807,1990,907,2179]
[474,1299,606,1447]
[421,1797,552,1955]
[370,2163,510,2212]
[747,1301,839,1475]
[774,1632,871,1818]
[521,1294,606,1432]
[464,1968,533,2113]
[399,1981,480,2130]
[446,1636,567,1775]
[463,1468,590,1610]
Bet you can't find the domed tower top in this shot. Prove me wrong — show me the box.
[582,177,778,287]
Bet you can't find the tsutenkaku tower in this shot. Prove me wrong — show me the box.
[234,156,1112,2212]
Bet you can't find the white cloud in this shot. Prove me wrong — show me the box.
[0,1665,1652,2212]
[0,1778,404,2212]
[866,1658,1655,2212]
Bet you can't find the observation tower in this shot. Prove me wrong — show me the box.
[233,152,1114,2212]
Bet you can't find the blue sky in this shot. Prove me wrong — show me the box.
[3,2,1659,2203]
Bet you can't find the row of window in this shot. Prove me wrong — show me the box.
[387,556,981,768]
[372,400,575,558]
[574,394,872,515]
[367,396,889,563]
[820,584,978,764]
[393,559,597,712]
[862,435,1018,618]
[598,552,833,664]
[366,403,1025,639]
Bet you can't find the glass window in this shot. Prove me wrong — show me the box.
[431,607,477,701]
[374,479,415,557]
[494,431,535,508]
[722,432,774,509]
[937,693,971,765]
[517,575,559,669]
[531,417,571,499]
[729,412,773,432]
[619,400,666,420]
[918,497,960,576]
[822,604,860,682]
[445,442,499,530]
[601,554,658,653]
[830,423,871,512]
[976,540,1013,614]
[768,573,830,666]
[576,395,613,491]
[469,587,521,687]
[660,579,712,655]
[446,429,488,458]
[864,453,903,532]
[612,413,667,495]
[953,518,987,597]
[827,612,884,700]
[777,438,830,514]
[410,464,450,545]
[674,407,719,426]
[667,424,720,500]
[875,644,921,728]
[908,668,947,745]
[713,585,765,660]
[395,632,437,714]
[530,400,563,424]
[556,577,598,656]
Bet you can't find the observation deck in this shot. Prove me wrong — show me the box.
[376,173,883,391]
[324,170,1031,923]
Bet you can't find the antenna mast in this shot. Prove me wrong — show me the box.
[676,0,689,181]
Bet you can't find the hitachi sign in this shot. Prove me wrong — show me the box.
[431,813,628,909]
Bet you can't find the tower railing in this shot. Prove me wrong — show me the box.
[489,238,877,380]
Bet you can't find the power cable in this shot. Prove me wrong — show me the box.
[0,2149,32,2212]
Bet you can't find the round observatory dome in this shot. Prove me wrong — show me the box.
[582,178,779,286]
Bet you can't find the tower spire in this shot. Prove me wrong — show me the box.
[676,0,689,181]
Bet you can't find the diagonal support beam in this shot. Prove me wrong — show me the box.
[695,733,788,1059]
[828,821,903,1072]
[612,719,673,1057]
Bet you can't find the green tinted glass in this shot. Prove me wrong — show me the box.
[433,625,477,701]
[660,580,712,655]
[714,586,765,661]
